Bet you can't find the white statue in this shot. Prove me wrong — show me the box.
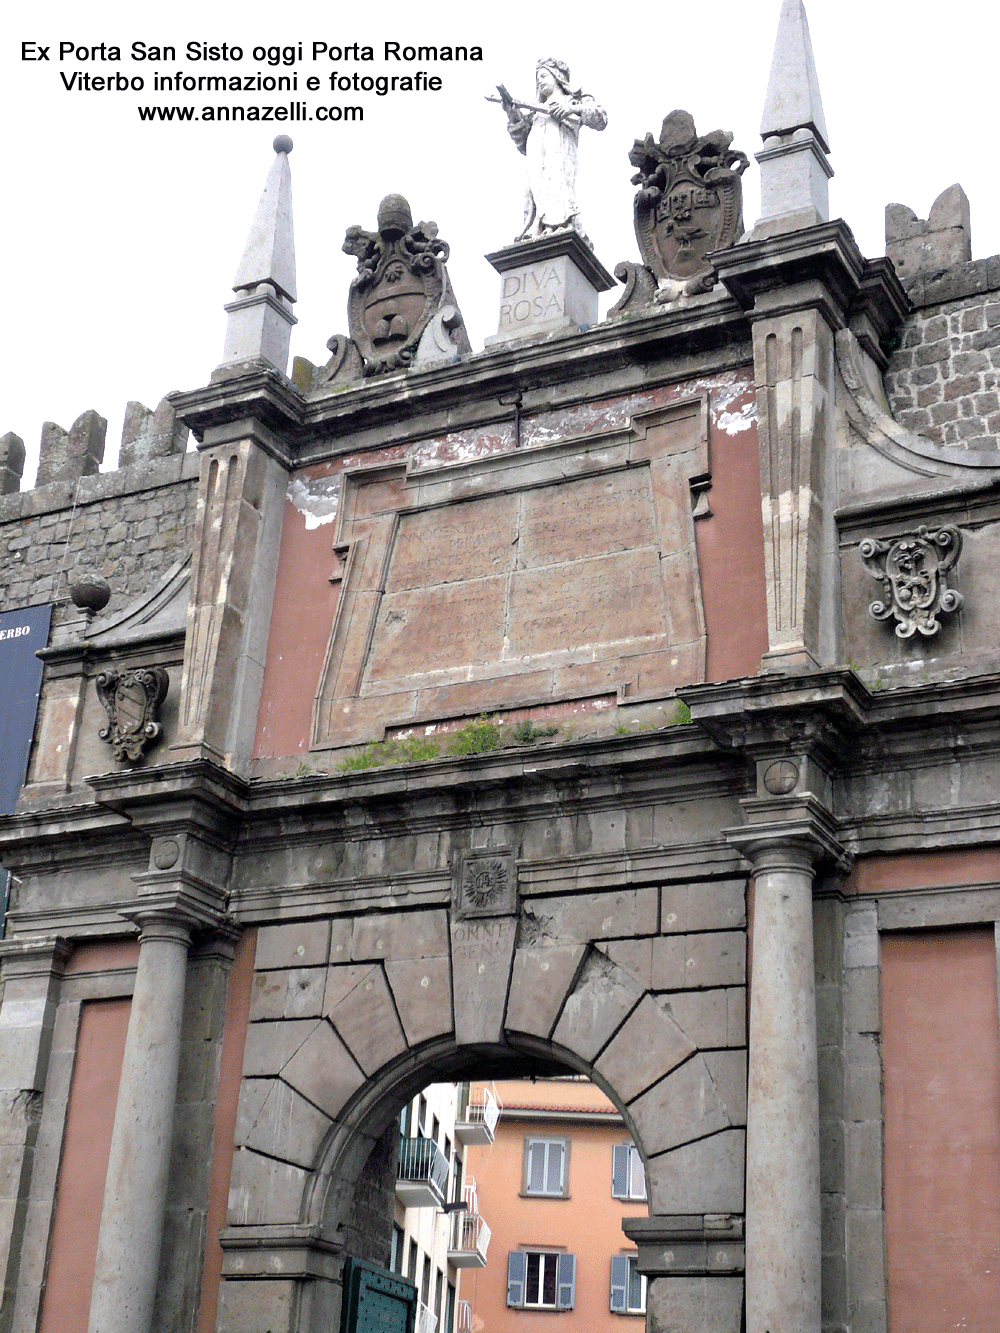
[494,59,607,243]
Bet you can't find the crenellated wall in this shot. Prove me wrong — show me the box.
[0,454,198,617]
[883,184,1000,451]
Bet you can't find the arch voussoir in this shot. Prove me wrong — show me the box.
[384,956,454,1046]
[550,944,645,1062]
[450,914,517,1044]
[234,1075,334,1170]
[594,992,695,1103]
[324,963,408,1075]
[504,942,587,1038]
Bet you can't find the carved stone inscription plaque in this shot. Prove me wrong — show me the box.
[311,397,711,746]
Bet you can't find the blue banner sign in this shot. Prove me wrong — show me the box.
[0,604,51,814]
[1,604,51,936]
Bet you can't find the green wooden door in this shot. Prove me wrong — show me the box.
[341,1257,417,1333]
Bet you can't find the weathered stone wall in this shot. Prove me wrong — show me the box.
[884,258,1000,450]
[342,1121,398,1268]
[0,455,199,616]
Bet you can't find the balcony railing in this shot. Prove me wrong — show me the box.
[446,1177,491,1268]
[396,1135,450,1208]
[447,1209,491,1268]
[455,1086,502,1146]
[416,1301,438,1333]
[456,1299,473,1332]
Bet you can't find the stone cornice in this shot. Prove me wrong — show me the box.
[219,1224,343,1281]
[710,220,867,318]
[623,1214,744,1277]
[169,297,752,462]
[678,669,870,759]
[86,758,250,827]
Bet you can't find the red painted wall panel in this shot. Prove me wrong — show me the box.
[883,928,1000,1332]
[38,997,131,1333]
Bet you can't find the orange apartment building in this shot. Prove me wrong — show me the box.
[462,1079,649,1332]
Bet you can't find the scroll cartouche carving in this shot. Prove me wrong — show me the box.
[96,667,169,761]
[860,525,964,638]
[343,194,470,377]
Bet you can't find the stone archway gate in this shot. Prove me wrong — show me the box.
[89,737,750,1333]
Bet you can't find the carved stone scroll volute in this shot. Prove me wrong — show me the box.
[861,525,964,638]
[343,194,471,376]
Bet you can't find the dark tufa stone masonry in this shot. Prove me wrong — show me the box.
[883,185,1000,451]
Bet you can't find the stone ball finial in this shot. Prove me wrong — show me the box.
[69,570,111,614]
[273,135,293,155]
[377,194,413,238]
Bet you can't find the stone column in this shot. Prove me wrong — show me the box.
[742,838,822,1333]
[87,907,198,1333]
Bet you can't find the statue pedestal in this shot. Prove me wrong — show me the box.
[484,232,615,346]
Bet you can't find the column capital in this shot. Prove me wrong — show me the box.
[723,793,852,876]
[119,887,228,943]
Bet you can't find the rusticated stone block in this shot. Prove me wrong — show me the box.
[629,1051,745,1155]
[256,919,331,971]
[646,1128,745,1215]
[118,397,188,468]
[646,1274,744,1333]
[235,1077,333,1169]
[35,409,106,486]
[227,1146,309,1226]
[595,994,694,1104]
[280,1020,365,1118]
[0,432,25,495]
[552,947,643,1062]
[384,957,453,1047]
[249,967,326,1021]
[505,943,586,1039]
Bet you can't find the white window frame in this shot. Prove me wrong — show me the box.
[524,1252,560,1308]
[523,1136,568,1197]
[611,1142,646,1201]
[508,1250,576,1310]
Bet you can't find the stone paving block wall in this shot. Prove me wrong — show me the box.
[0,455,199,617]
[883,257,1000,450]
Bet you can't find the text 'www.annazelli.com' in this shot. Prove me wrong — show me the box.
[136,103,362,122]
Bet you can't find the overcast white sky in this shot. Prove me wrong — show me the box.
[2,0,994,486]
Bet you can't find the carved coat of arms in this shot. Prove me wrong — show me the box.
[95,666,169,762]
[612,110,748,314]
[343,194,471,377]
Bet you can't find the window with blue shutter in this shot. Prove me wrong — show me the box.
[507,1251,576,1309]
[507,1251,527,1307]
[524,1137,568,1196]
[610,1255,629,1312]
[610,1255,646,1314]
[555,1253,576,1309]
[611,1142,646,1200]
